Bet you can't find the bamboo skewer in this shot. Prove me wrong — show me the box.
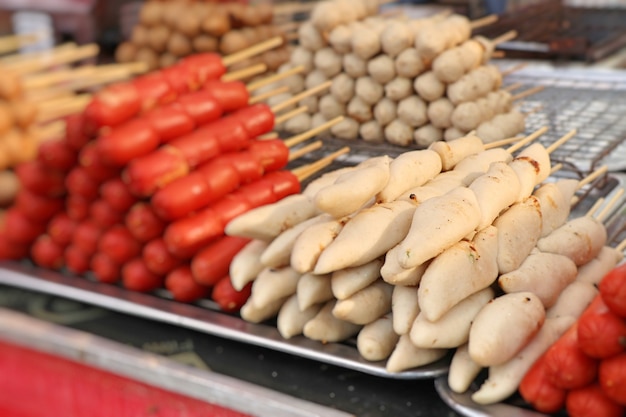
[5,43,100,75]
[492,30,517,46]
[0,32,42,55]
[274,106,309,125]
[616,239,626,253]
[0,42,77,65]
[222,36,284,67]
[596,188,624,223]
[470,14,498,30]
[546,129,577,154]
[284,115,343,148]
[292,146,351,182]
[288,140,323,161]
[502,62,528,77]
[249,86,290,105]
[587,197,605,217]
[503,82,524,92]
[484,135,524,149]
[36,93,91,123]
[221,63,268,82]
[512,85,545,102]
[577,165,609,190]
[247,65,305,92]
[506,126,549,154]
[271,81,332,113]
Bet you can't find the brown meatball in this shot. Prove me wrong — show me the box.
[114,41,137,63]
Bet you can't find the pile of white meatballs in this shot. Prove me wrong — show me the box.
[267,0,526,147]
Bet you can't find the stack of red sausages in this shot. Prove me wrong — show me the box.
[0,51,310,310]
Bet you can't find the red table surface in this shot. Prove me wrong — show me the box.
[0,339,252,417]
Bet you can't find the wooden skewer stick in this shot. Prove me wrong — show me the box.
[7,43,100,75]
[0,32,42,55]
[258,132,280,140]
[221,63,268,82]
[492,30,517,46]
[484,135,524,149]
[506,126,549,154]
[247,65,305,92]
[249,85,290,105]
[616,239,626,253]
[503,82,524,92]
[586,197,605,217]
[0,41,76,65]
[577,165,609,190]
[222,36,284,67]
[470,14,498,30]
[292,146,351,183]
[34,119,66,140]
[274,106,309,125]
[491,50,506,59]
[271,80,332,113]
[36,94,91,123]
[22,65,98,90]
[546,128,577,154]
[512,85,545,102]
[596,188,625,223]
[550,163,564,175]
[284,115,344,148]
[502,62,528,77]
[288,140,323,162]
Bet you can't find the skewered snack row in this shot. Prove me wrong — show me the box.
[223,127,624,378]
[0,38,347,312]
[261,0,531,147]
[116,0,294,72]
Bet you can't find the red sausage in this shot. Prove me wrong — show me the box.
[37,138,77,172]
[133,72,177,110]
[84,82,141,128]
[191,236,251,286]
[578,300,626,359]
[79,141,120,181]
[519,355,567,414]
[100,178,138,212]
[14,189,65,222]
[599,263,626,318]
[91,251,121,284]
[71,220,103,257]
[124,202,166,243]
[0,233,30,260]
[142,238,184,276]
[31,235,65,269]
[65,194,90,221]
[15,160,66,197]
[3,208,47,244]
[599,353,626,406]
[165,264,210,302]
[151,139,290,221]
[211,276,252,313]
[64,112,91,151]
[89,199,125,228]
[180,53,226,85]
[202,80,249,112]
[123,146,190,197]
[47,212,78,247]
[64,244,91,275]
[175,89,224,126]
[98,225,142,265]
[96,119,160,166]
[122,257,164,292]
[566,383,624,417]
[65,166,101,200]
[164,170,300,257]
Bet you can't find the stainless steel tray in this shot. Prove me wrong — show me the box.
[0,260,449,380]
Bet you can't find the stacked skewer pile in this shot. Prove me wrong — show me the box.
[0,37,348,311]
[262,0,535,147]
[115,0,298,72]
[223,127,624,386]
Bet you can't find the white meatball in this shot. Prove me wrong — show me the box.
[414,71,445,102]
[311,1,343,33]
[347,96,372,122]
[351,25,380,60]
[319,94,346,119]
[283,73,305,94]
[397,96,428,128]
[451,101,482,132]
[444,126,466,141]
[427,97,455,129]
[329,24,353,54]
[284,112,312,134]
[330,73,355,104]
[381,22,414,57]
[331,117,360,140]
[298,22,326,51]
[290,46,315,72]
[384,119,414,147]
[311,112,328,129]
[360,120,384,143]
[305,69,328,90]
[267,92,295,111]
[314,47,343,78]
[299,95,319,114]
[414,124,443,148]
[373,98,397,127]
[395,48,425,78]
[355,76,384,105]
[343,53,368,78]
[384,77,413,101]
[367,54,396,84]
